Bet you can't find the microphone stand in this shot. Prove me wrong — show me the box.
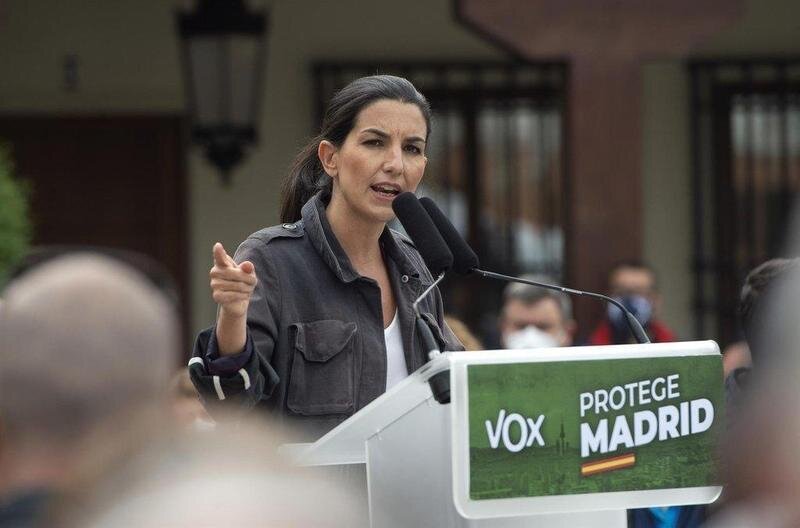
[474,269,651,344]
[412,273,451,404]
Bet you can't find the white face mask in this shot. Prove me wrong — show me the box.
[505,325,559,350]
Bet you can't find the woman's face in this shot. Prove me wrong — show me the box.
[322,99,428,225]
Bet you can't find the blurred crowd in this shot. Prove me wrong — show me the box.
[0,252,365,527]
[0,249,797,527]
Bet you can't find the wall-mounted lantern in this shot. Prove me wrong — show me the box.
[176,0,268,184]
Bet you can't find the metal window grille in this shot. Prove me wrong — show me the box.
[690,59,800,346]
[313,62,567,344]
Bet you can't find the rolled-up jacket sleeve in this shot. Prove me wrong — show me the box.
[189,237,281,411]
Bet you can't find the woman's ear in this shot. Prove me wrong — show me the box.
[318,140,338,179]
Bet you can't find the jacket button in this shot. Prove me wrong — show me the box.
[283,223,296,230]
[401,275,409,283]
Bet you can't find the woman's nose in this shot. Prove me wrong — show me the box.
[382,145,404,174]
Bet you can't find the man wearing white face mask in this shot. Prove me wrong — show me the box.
[499,275,575,349]
[588,260,676,346]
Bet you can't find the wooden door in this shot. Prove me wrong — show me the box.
[0,116,189,348]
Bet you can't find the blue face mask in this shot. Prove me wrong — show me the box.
[607,294,653,331]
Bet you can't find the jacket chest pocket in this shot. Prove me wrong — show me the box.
[287,320,357,416]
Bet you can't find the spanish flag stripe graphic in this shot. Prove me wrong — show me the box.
[580,453,636,477]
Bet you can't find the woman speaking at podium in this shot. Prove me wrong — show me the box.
[190,75,461,440]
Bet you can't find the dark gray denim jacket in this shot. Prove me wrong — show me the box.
[191,194,462,440]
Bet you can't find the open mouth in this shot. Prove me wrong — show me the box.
[370,184,401,198]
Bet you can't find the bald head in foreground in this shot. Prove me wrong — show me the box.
[0,254,177,526]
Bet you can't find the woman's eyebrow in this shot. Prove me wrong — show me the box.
[360,128,426,144]
[360,128,389,138]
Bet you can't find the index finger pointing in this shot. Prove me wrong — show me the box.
[212,243,234,268]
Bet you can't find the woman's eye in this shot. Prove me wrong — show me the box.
[404,144,422,154]
[364,139,383,147]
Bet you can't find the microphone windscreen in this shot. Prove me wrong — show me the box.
[419,197,479,274]
[392,193,453,276]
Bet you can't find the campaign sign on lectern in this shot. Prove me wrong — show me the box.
[288,341,723,526]
[450,342,724,519]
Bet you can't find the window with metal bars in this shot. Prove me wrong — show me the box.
[313,62,567,346]
[690,59,800,347]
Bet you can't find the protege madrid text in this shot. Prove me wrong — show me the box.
[579,374,714,457]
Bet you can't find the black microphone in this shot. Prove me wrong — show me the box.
[392,193,453,403]
[419,197,479,274]
[392,192,452,276]
[417,197,651,345]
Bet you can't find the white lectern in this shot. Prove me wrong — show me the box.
[283,341,723,527]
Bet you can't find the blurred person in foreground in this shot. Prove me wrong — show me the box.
[725,258,799,411]
[0,254,177,527]
[53,421,364,528]
[499,275,575,349]
[721,340,751,380]
[704,259,800,527]
[587,260,676,345]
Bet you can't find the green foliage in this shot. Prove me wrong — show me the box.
[0,145,31,285]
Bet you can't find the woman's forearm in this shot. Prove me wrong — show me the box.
[215,310,248,357]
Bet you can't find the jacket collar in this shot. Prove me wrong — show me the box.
[300,192,420,283]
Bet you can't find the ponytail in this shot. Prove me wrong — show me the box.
[279,137,332,223]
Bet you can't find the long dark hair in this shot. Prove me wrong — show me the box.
[279,75,432,223]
